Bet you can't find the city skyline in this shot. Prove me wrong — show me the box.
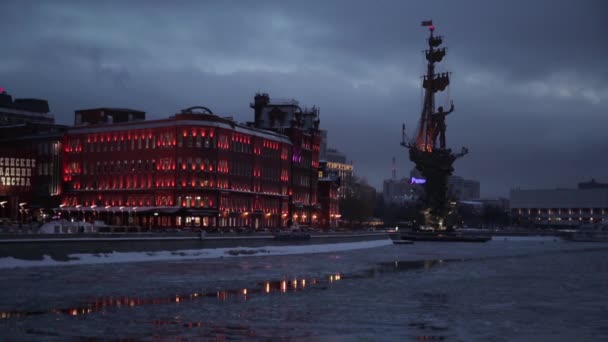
[1,1,606,197]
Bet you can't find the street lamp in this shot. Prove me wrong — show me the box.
[91,205,97,222]
[119,206,125,226]
[132,207,138,228]
[59,203,69,221]
[19,202,27,228]
[0,201,7,220]
[105,205,111,225]
[75,204,82,222]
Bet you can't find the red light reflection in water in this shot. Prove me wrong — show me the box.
[0,258,453,331]
[0,271,350,321]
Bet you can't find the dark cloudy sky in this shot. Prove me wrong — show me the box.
[1,0,607,197]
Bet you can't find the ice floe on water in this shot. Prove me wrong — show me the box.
[0,239,393,269]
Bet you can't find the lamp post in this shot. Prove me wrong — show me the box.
[119,206,125,226]
[105,205,111,225]
[18,202,27,229]
[132,207,138,230]
[59,203,67,221]
[75,204,82,223]
[91,205,97,222]
[0,201,7,221]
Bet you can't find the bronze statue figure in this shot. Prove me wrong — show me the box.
[431,100,454,149]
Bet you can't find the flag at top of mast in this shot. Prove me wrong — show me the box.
[421,20,434,30]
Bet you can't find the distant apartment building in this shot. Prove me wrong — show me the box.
[324,148,353,198]
[510,179,608,227]
[382,178,423,204]
[448,176,480,201]
[383,167,479,204]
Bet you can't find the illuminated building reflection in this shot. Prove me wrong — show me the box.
[0,259,453,321]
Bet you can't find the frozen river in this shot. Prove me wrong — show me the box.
[1,237,607,341]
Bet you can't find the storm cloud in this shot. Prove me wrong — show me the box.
[1,0,607,197]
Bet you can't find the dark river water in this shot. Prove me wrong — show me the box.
[1,237,607,341]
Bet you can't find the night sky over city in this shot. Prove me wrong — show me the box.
[1,0,606,197]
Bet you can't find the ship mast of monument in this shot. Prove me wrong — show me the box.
[410,20,450,153]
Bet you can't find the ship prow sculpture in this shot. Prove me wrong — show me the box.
[401,21,468,231]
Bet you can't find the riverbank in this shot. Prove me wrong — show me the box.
[0,231,388,260]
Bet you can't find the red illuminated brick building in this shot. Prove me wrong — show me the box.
[60,95,332,230]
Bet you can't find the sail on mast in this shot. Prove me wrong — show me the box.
[411,21,450,152]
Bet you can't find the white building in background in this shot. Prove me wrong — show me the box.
[382,178,423,204]
[382,167,481,205]
[510,179,608,227]
[448,176,480,201]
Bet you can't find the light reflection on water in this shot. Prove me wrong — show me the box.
[2,243,607,340]
[0,259,449,321]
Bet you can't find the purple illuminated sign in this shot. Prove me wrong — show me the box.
[410,177,426,185]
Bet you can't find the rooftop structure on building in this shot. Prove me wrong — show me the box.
[250,93,320,132]
[74,108,146,126]
[0,89,53,125]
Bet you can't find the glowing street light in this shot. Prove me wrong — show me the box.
[0,201,7,219]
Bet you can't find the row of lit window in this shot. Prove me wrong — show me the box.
[218,197,281,214]
[177,195,214,208]
[61,190,292,209]
[66,133,200,153]
[517,209,606,215]
[531,217,605,222]
[68,177,288,195]
[67,129,213,147]
[61,196,174,207]
[66,154,298,177]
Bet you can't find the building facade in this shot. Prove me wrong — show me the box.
[324,148,353,199]
[382,178,423,204]
[318,161,340,228]
[510,180,608,227]
[61,95,323,231]
[250,93,322,226]
[448,176,480,201]
[0,91,65,224]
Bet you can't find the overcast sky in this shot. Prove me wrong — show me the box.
[1,0,607,197]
